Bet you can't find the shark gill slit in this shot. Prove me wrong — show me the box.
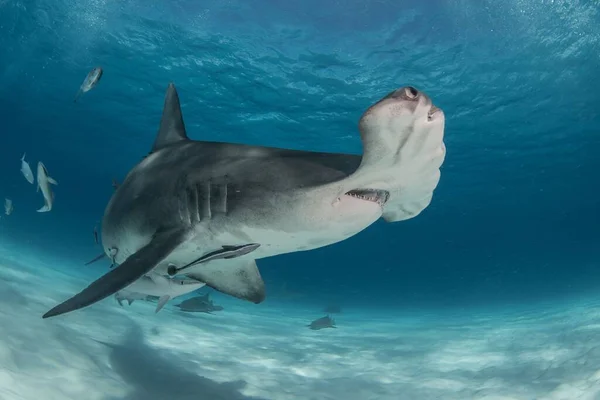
[202,182,212,220]
[191,183,200,224]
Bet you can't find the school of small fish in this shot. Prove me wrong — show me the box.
[3,67,104,219]
[1,154,58,217]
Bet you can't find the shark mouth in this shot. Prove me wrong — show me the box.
[345,189,390,206]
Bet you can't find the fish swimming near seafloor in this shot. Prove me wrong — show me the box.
[20,153,34,184]
[307,315,337,330]
[74,67,103,102]
[115,273,206,313]
[175,294,224,314]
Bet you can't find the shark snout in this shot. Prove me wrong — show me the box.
[383,86,441,121]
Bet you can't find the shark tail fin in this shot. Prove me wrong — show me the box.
[74,89,82,103]
[21,153,26,161]
[42,228,190,319]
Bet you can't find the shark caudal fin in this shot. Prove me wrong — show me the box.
[42,228,190,319]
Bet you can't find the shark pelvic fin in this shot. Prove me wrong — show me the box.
[151,83,189,153]
[186,259,265,304]
[42,228,189,319]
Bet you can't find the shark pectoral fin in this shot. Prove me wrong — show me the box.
[48,177,58,185]
[42,228,189,319]
[127,299,135,305]
[155,295,170,313]
[186,259,265,304]
[37,204,50,213]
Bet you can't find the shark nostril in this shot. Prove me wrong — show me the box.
[405,86,418,99]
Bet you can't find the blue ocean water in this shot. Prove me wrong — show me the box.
[0,0,599,399]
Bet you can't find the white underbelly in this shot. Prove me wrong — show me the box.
[107,197,382,274]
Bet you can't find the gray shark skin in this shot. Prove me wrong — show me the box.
[308,315,337,330]
[42,83,445,319]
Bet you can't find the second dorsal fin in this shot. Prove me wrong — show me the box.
[151,83,189,152]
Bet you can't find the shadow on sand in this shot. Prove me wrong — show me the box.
[101,324,269,400]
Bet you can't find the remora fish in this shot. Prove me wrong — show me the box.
[175,294,224,314]
[115,273,206,313]
[20,153,34,184]
[36,162,58,212]
[43,83,446,319]
[74,67,103,102]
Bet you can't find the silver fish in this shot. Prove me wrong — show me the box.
[20,153,34,184]
[74,67,103,102]
[36,162,58,212]
[4,198,13,216]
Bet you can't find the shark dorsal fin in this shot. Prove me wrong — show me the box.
[151,83,189,152]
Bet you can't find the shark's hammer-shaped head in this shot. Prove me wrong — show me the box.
[339,86,446,223]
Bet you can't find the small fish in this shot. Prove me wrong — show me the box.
[20,153,34,184]
[175,294,224,314]
[307,315,337,330]
[115,273,206,313]
[93,226,99,244]
[4,198,13,216]
[74,67,103,102]
[36,161,58,212]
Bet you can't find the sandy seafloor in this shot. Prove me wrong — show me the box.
[1,241,600,400]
